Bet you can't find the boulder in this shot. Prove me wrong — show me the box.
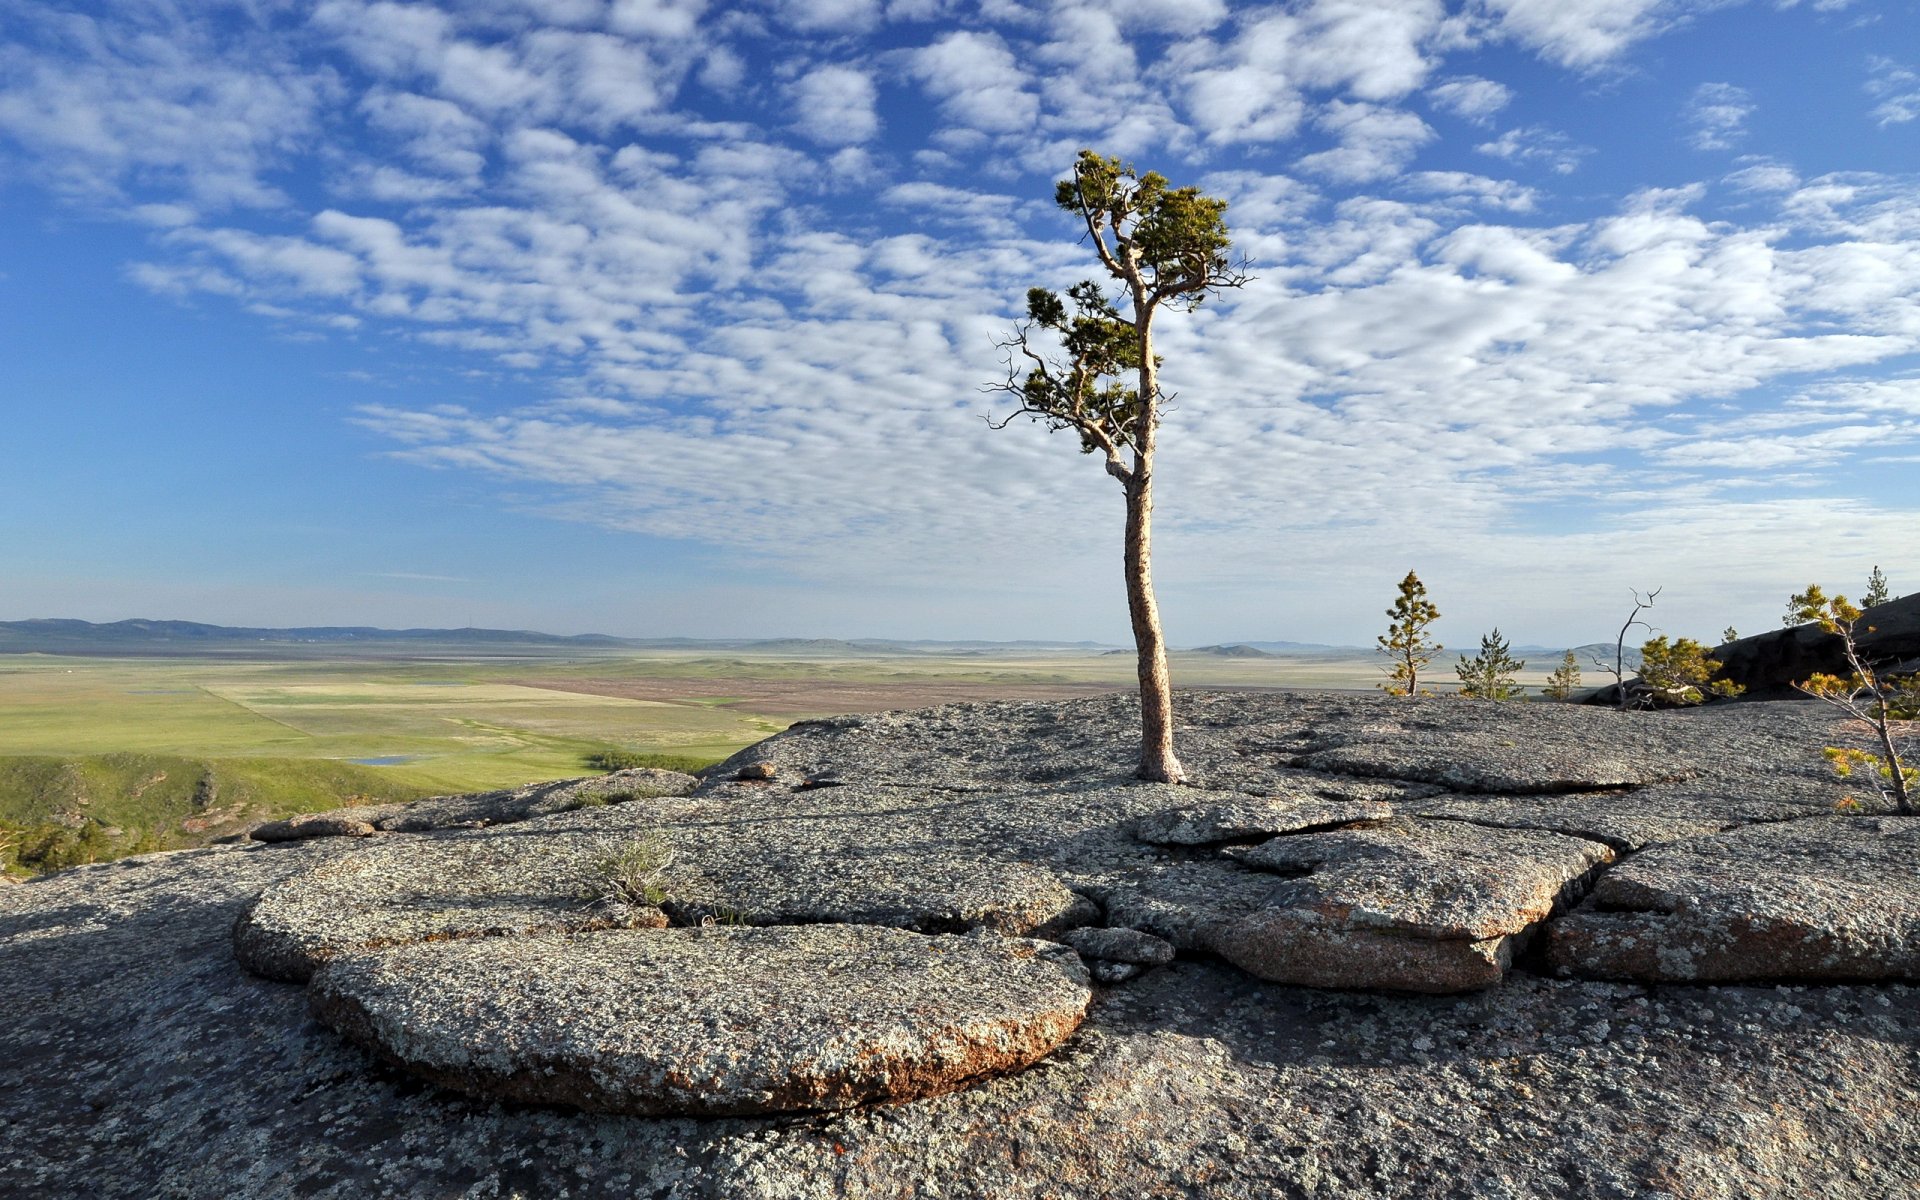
[1057,925,1175,966]
[1547,816,1920,982]
[307,925,1092,1116]
[1711,591,1920,696]
[9,690,1920,1198]
[249,813,377,842]
[1210,818,1615,991]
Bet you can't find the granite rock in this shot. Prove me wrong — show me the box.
[248,813,377,842]
[5,690,1920,1198]
[1058,925,1176,966]
[1547,816,1920,982]
[309,925,1092,1116]
[1210,818,1613,991]
[1131,796,1394,846]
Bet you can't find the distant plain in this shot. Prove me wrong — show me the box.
[0,639,1579,873]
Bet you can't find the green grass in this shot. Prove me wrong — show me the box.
[0,751,446,875]
[0,656,768,876]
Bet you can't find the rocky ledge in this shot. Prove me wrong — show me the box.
[5,690,1918,1198]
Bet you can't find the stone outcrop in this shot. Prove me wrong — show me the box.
[234,821,1088,984]
[1548,816,1920,982]
[7,689,1920,1199]
[1211,818,1613,992]
[243,766,700,842]
[1698,591,1920,696]
[248,813,377,842]
[309,925,1091,1116]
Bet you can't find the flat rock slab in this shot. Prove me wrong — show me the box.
[1399,784,1838,852]
[1296,730,1687,793]
[307,925,1092,1116]
[245,768,700,842]
[1548,816,1920,983]
[1131,796,1394,846]
[1211,818,1614,992]
[234,825,1083,983]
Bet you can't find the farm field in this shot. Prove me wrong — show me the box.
[0,641,1578,875]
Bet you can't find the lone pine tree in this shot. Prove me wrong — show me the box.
[1456,628,1525,700]
[1377,571,1441,698]
[991,151,1246,783]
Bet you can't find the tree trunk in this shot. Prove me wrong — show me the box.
[1127,296,1184,784]
[1123,473,1184,783]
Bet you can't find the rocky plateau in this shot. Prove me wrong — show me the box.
[4,689,1917,1198]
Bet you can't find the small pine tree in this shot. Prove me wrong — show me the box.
[1863,565,1891,608]
[1542,650,1582,701]
[1785,582,1820,627]
[1456,628,1526,699]
[1790,584,1913,814]
[1638,636,1744,706]
[1376,571,1441,698]
[1721,626,1739,645]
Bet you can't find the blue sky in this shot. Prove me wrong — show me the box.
[2,0,1917,648]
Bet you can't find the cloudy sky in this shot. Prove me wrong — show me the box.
[3,0,1917,648]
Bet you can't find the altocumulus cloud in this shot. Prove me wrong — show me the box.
[1,0,1918,640]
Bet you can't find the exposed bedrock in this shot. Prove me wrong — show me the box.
[308,925,1092,1116]
[234,816,1086,983]
[1210,818,1614,992]
[14,689,1920,1196]
[1710,591,1920,696]
[1548,817,1920,983]
[245,767,701,842]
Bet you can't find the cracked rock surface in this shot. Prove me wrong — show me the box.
[1548,816,1920,982]
[6,690,1920,1198]
[245,766,701,841]
[1211,819,1613,992]
[310,925,1091,1116]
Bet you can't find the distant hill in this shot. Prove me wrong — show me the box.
[0,620,1120,659]
[0,619,628,654]
[1183,644,1277,658]
[1217,640,1356,655]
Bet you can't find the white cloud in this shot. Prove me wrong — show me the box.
[1427,75,1513,124]
[1475,0,1708,70]
[1866,56,1920,127]
[1401,171,1538,211]
[789,65,880,146]
[1684,81,1754,150]
[1476,124,1590,174]
[909,31,1038,135]
[1287,0,1450,100]
[1295,102,1435,182]
[770,0,885,34]
[1723,159,1800,192]
[0,5,330,210]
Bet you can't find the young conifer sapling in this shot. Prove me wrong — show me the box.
[1456,628,1526,700]
[1377,571,1441,698]
[1789,584,1914,814]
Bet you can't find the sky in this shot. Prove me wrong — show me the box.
[2,0,1917,649]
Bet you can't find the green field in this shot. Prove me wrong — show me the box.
[0,642,1574,875]
[0,652,798,874]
